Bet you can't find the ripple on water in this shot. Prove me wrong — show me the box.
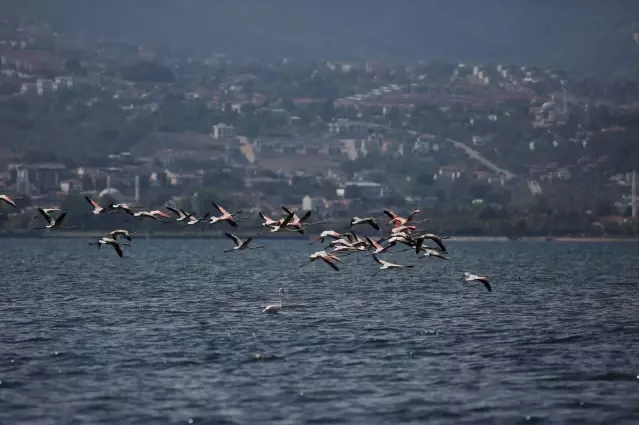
[1,238,639,424]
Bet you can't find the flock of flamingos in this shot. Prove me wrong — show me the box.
[1,193,492,313]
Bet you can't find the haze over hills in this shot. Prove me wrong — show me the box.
[5,0,639,77]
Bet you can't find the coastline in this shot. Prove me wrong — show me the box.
[0,231,637,242]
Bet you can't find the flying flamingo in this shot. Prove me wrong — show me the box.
[391,224,417,234]
[85,196,112,215]
[105,229,135,241]
[463,272,491,292]
[281,206,311,234]
[33,210,77,230]
[258,211,280,227]
[350,216,381,230]
[166,207,193,222]
[300,250,343,271]
[383,209,423,226]
[370,254,414,277]
[310,230,344,244]
[184,213,210,226]
[33,207,60,221]
[269,211,295,233]
[415,233,449,252]
[331,245,366,254]
[365,236,390,254]
[88,237,130,258]
[422,248,450,260]
[111,203,141,215]
[224,232,264,252]
[132,210,171,221]
[0,195,17,208]
[263,288,286,314]
[209,202,243,227]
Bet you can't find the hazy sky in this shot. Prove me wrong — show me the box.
[5,0,639,74]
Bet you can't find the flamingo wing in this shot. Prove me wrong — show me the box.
[224,232,242,246]
[37,208,53,224]
[368,219,380,230]
[299,211,312,223]
[425,235,446,251]
[383,209,398,220]
[55,211,67,226]
[85,196,99,209]
[406,209,421,223]
[321,256,340,271]
[281,206,294,215]
[212,202,230,216]
[166,206,180,217]
[112,242,124,258]
[280,211,295,228]
[0,195,16,207]
[258,211,274,224]
[372,254,384,265]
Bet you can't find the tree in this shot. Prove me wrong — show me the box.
[120,62,175,83]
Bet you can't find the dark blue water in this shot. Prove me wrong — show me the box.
[2,238,639,424]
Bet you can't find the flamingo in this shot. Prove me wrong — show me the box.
[391,224,417,234]
[224,232,264,252]
[415,233,449,252]
[209,202,243,227]
[463,272,491,292]
[166,206,193,222]
[85,196,111,215]
[33,207,60,221]
[269,211,295,233]
[383,209,422,226]
[325,237,356,249]
[386,234,415,248]
[365,236,390,254]
[370,254,414,277]
[263,288,286,314]
[132,210,171,220]
[111,203,141,215]
[281,207,311,234]
[0,194,16,208]
[300,250,343,271]
[33,210,77,230]
[105,229,135,241]
[310,230,344,244]
[88,237,130,258]
[258,211,280,227]
[332,244,366,254]
[422,248,450,260]
[184,213,210,226]
[350,216,380,230]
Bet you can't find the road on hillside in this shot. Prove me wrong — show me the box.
[445,138,516,180]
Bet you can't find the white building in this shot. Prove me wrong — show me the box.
[211,123,235,140]
[343,181,384,199]
[302,195,324,212]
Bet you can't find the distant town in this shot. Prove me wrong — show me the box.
[0,18,638,237]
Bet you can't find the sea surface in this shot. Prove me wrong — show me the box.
[1,238,639,424]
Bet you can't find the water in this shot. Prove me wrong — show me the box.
[2,238,639,424]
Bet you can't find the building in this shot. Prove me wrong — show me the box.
[302,195,325,213]
[9,163,67,195]
[211,123,235,140]
[328,119,369,137]
[343,181,384,200]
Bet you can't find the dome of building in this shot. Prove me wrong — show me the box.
[98,187,123,202]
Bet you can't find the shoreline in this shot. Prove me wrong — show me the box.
[0,232,637,242]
